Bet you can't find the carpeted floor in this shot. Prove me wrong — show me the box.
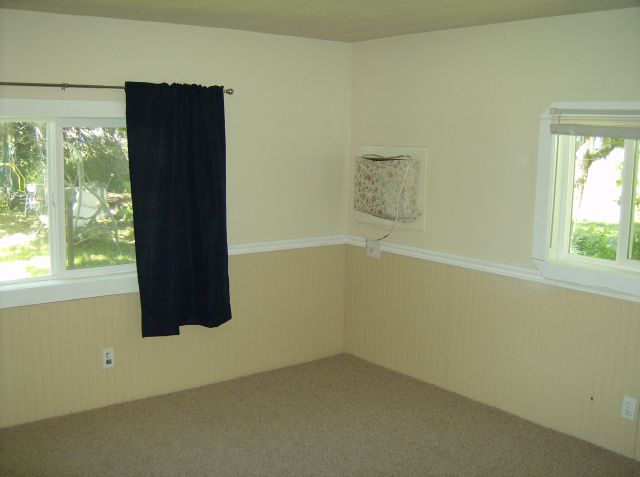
[1,354,639,476]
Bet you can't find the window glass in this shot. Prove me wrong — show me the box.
[0,122,50,281]
[534,103,640,300]
[568,136,624,261]
[631,143,640,260]
[62,127,134,270]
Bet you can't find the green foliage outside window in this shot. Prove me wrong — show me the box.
[1,122,135,280]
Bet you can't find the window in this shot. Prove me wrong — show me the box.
[533,102,640,299]
[0,100,138,308]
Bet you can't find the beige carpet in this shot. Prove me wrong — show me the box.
[1,354,639,476]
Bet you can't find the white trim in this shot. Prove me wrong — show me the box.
[1,272,139,309]
[228,236,347,255]
[531,101,640,303]
[617,140,637,266]
[345,235,542,282]
[344,235,640,303]
[0,236,347,309]
[344,235,366,247]
[3,233,640,309]
[382,240,539,282]
[532,258,640,299]
[0,98,126,118]
[544,101,640,117]
[532,113,555,261]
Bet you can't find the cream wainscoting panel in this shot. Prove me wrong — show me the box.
[0,246,345,428]
[345,246,640,459]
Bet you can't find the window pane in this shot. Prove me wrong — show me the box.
[568,136,624,261]
[0,122,50,281]
[631,143,640,261]
[63,127,135,270]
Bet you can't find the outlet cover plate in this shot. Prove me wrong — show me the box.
[366,239,381,258]
[103,347,115,369]
[621,396,637,421]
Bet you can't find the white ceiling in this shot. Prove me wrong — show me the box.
[1,0,638,42]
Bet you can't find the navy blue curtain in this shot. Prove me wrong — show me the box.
[125,82,232,337]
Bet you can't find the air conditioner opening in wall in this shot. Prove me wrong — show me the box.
[354,145,427,231]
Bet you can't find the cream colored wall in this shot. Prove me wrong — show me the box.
[0,246,346,427]
[0,9,351,243]
[346,8,640,460]
[344,247,640,459]
[0,10,350,427]
[350,8,640,268]
[2,6,640,464]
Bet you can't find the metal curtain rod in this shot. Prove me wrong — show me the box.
[0,81,234,95]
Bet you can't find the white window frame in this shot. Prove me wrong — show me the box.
[0,99,138,309]
[532,101,640,299]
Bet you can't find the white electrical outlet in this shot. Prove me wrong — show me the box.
[366,239,381,258]
[621,396,637,421]
[102,347,115,369]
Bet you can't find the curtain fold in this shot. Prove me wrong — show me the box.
[125,82,231,337]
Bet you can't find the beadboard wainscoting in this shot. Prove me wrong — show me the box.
[344,245,640,460]
[0,246,345,428]
[3,241,640,460]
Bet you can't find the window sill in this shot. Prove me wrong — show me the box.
[0,272,139,309]
[532,258,640,300]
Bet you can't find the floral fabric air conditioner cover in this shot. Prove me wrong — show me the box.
[353,156,420,222]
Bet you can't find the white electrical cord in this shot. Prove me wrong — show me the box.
[374,162,410,241]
